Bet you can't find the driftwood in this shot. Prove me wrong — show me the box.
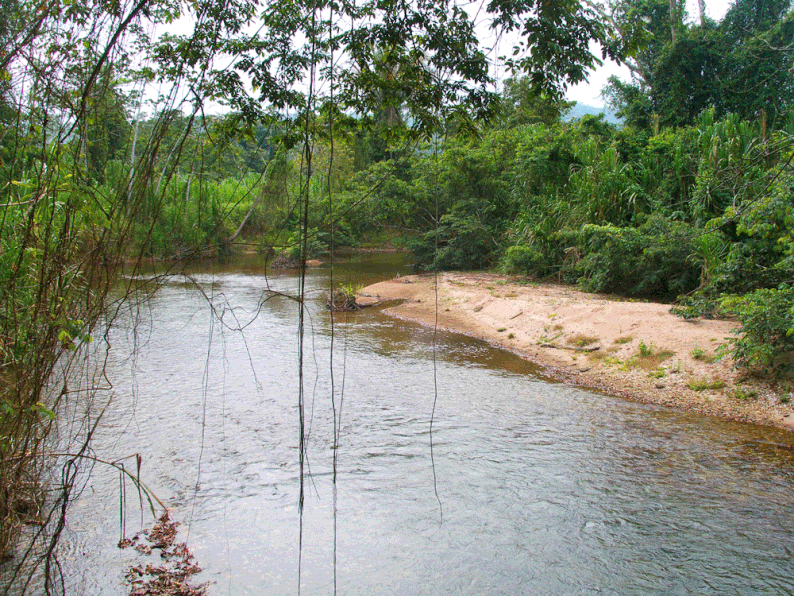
[326,291,363,312]
[539,343,600,352]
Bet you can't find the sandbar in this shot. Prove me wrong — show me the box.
[360,272,794,432]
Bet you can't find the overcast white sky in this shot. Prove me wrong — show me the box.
[565,0,735,107]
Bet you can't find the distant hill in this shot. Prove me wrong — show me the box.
[564,103,621,125]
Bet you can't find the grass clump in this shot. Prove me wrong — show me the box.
[731,387,758,400]
[497,327,507,332]
[687,377,726,391]
[604,355,637,370]
[539,325,563,344]
[567,334,598,348]
[614,336,633,345]
[635,342,675,371]
[690,347,719,363]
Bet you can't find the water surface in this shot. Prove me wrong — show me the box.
[62,255,794,595]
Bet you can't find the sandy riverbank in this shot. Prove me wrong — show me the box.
[359,272,794,432]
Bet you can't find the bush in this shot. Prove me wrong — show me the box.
[719,285,794,373]
[411,213,498,271]
[499,245,553,276]
[575,217,702,298]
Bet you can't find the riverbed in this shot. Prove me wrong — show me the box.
[61,254,794,595]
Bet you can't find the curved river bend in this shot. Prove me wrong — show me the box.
[62,255,794,595]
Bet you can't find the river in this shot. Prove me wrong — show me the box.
[59,253,794,595]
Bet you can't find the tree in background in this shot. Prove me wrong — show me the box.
[499,77,576,128]
[606,0,794,128]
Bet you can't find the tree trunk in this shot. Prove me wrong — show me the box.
[228,189,266,243]
[670,0,678,42]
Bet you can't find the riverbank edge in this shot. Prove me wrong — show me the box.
[359,272,794,433]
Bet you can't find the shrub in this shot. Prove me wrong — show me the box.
[500,245,553,276]
[719,285,794,373]
[574,217,702,298]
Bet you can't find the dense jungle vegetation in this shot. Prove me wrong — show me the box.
[84,0,793,373]
[0,0,792,590]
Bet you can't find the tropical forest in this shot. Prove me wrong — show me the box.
[1,0,794,592]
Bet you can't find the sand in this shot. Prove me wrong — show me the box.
[359,272,794,432]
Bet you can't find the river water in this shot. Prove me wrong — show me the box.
[60,254,794,595]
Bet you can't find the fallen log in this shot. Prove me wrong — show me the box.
[539,343,600,352]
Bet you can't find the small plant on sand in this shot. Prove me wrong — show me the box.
[635,343,675,371]
[690,347,719,363]
[588,350,607,362]
[687,377,726,391]
[497,327,507,332]
[731,387,758,400]
[539,325,563,344]
[605,355,636,370]
[508,332,516,339]
[567,334,598,348]
[648,368,667,379]
[781,394,791,404]
[614,336,633,345]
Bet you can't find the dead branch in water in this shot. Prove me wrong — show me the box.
[326,291,363,312]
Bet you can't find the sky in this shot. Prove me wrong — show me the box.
[565,0,736,107]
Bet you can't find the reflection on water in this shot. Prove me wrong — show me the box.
[63,254,794,595]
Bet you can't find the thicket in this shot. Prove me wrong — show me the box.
[378,109,794,374]
[77,81,794,378]
[239,89,791,378]
[336,0,794,375]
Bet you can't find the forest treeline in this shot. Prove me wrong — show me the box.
[59,0,792,373]
[2,0,792,373]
